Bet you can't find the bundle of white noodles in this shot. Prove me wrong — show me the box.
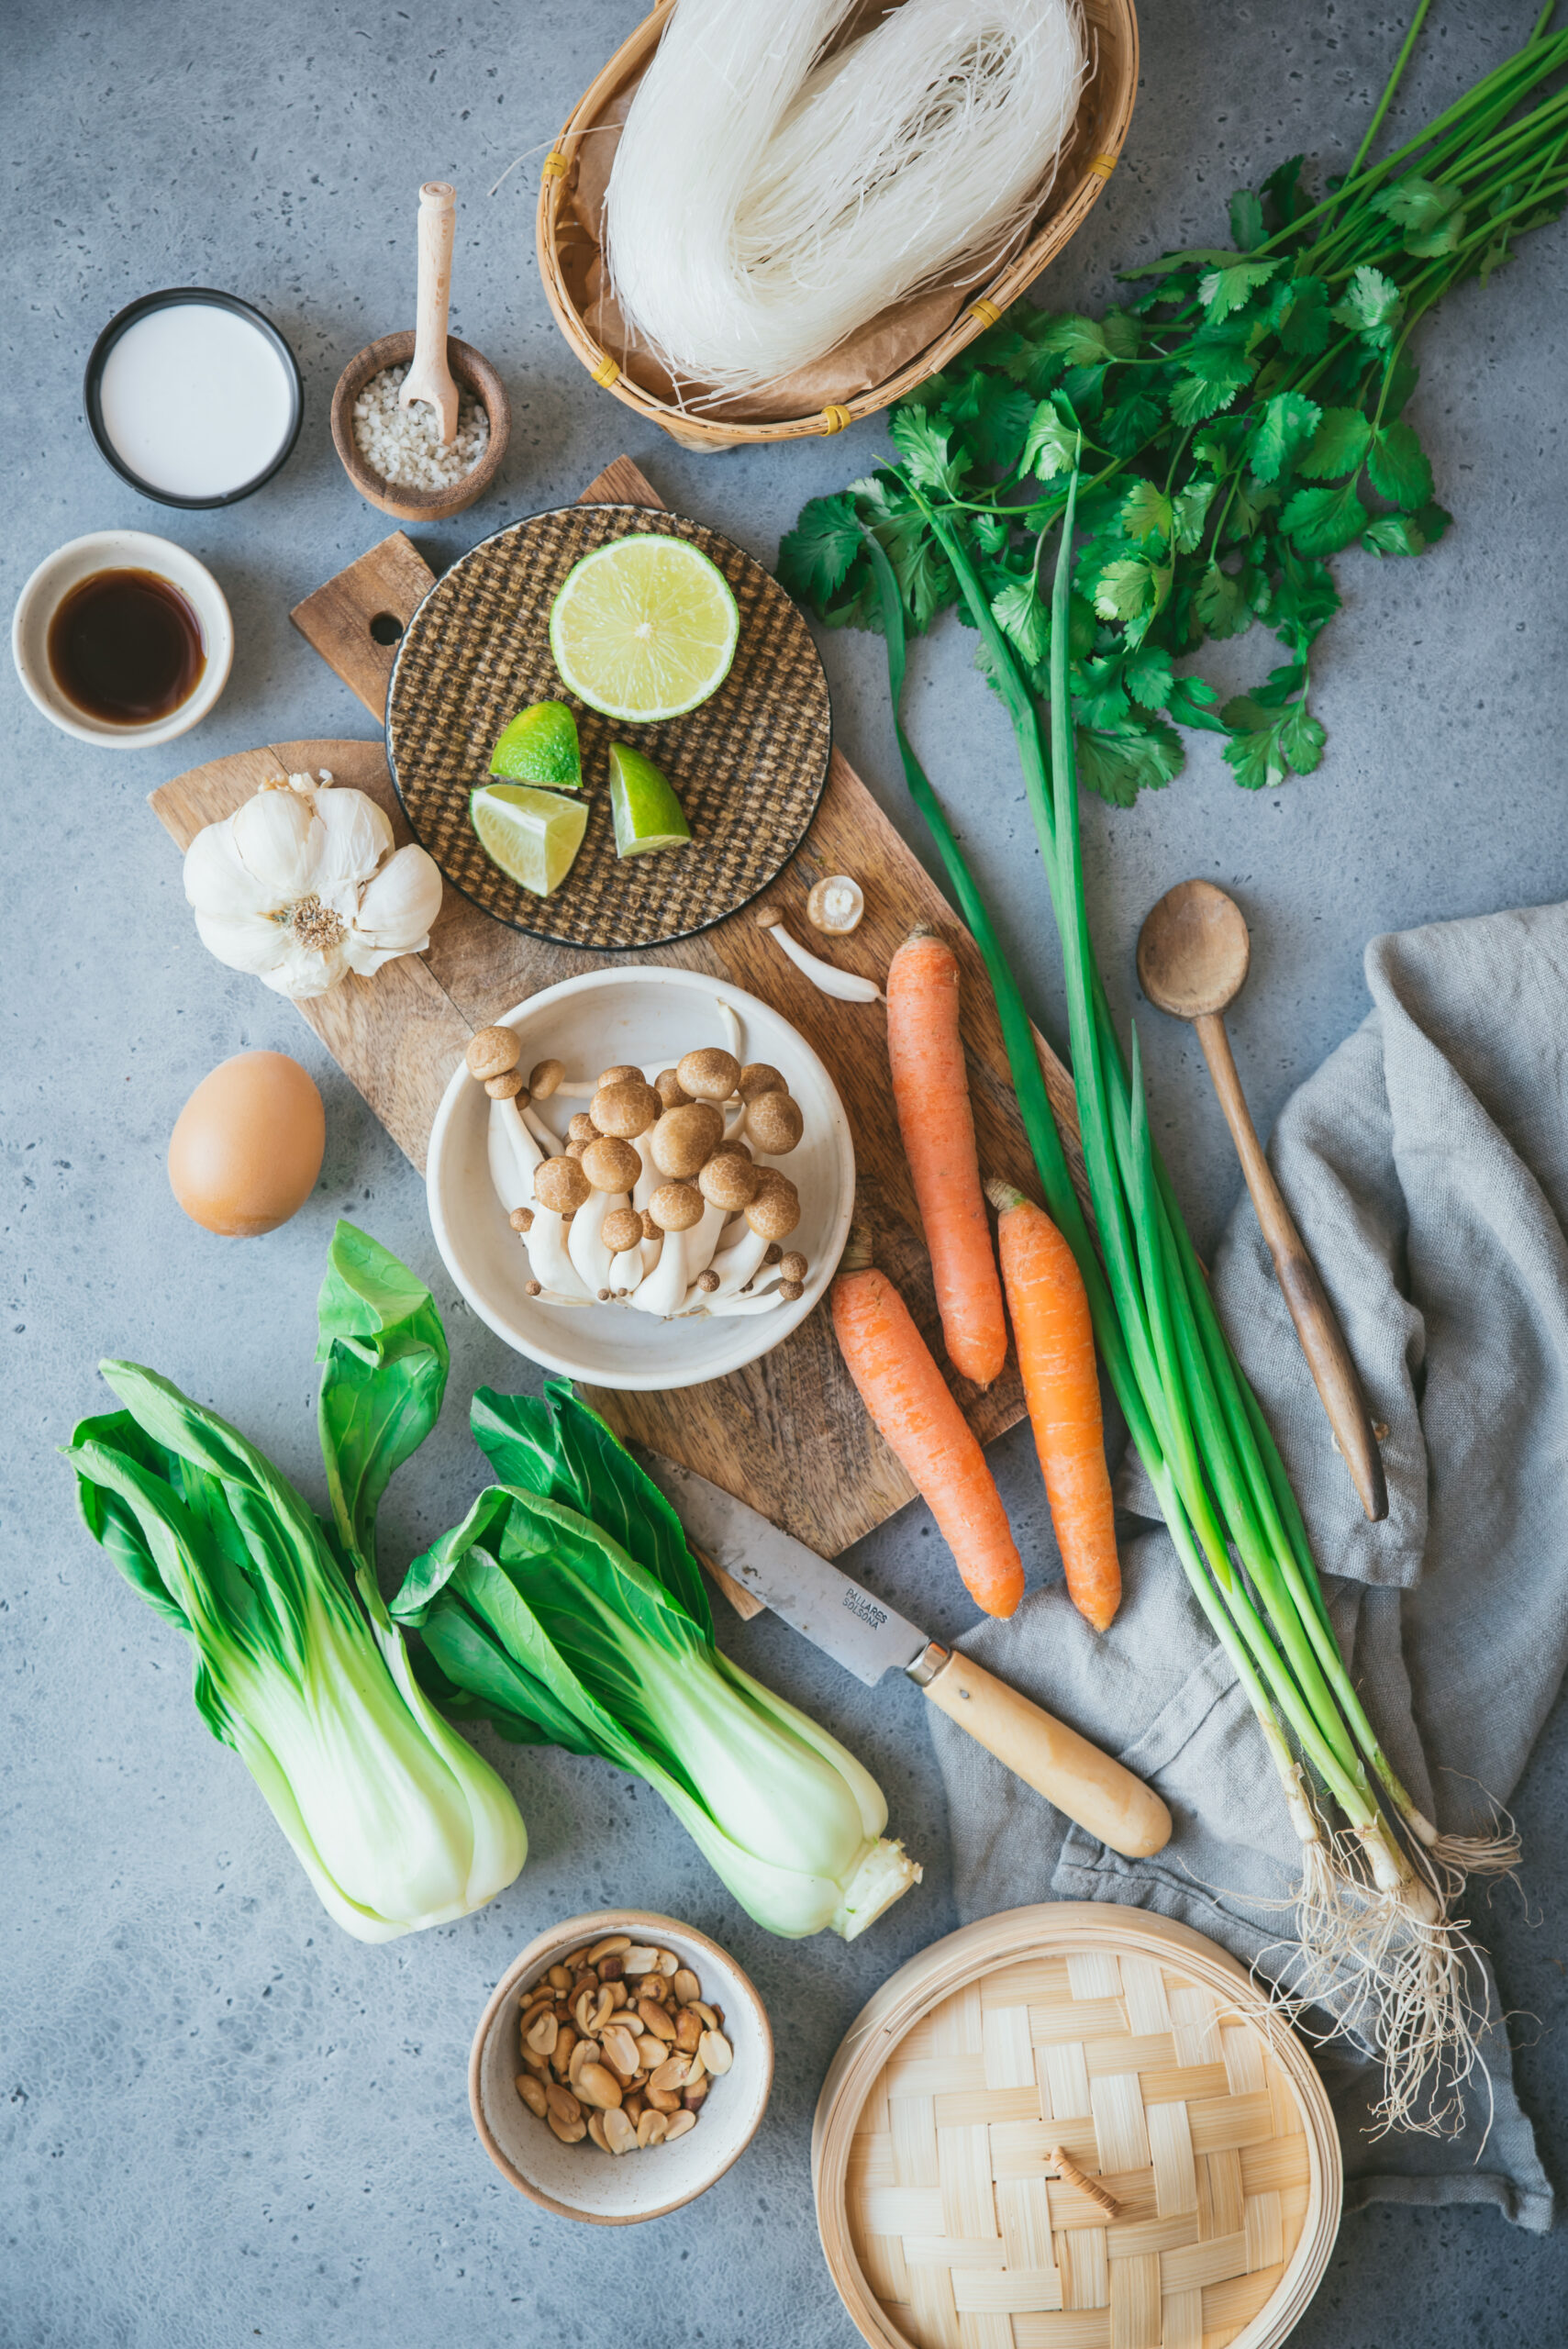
[604,0,1088,400]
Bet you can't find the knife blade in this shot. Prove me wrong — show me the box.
[639,1452,1172,1862]
[640,1451,934,1687]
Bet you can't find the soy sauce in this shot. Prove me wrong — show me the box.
[47,568,206,724]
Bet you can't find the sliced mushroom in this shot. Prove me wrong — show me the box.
[807,874,865,934]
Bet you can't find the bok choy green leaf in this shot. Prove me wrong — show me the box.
[395,1384,920,1942]
[64,1224,528,1943]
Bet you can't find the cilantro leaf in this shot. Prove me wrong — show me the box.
[1020,399,1077,482]
[1170,355,1252,426]
[1074,653,1130,729]
[1035,315,1120,366]
[1281,477,1370,555]
[1221,692,1327,788]
[1330,264,1404,352]
[1101,392,1165,456]
[1173,478,1218,551]
[1123,643,1175,710]
[1366,420,1434,511]
[1225,479,1280,540]
[1373,174,1466,257]
[777,494,862,607]
[888,408,967,495]
[1229,188,1265,250]
[1092,557,1171,642]
[1119,481,1173,551]
[1246,392,1323,484]
[1193,560,1252,639]
[1262,155,1307,228]
[1415,499,1452,545]
[1075,719,1184,806]
[1297,407,1372,480]
[1168,674,1229,733]
[1273,273,1330,355]
[991,578,1049,665]
[1199,260,1280,321]
[1362,514,1429,557]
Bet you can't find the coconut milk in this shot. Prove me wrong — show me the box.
[98,303,295,500]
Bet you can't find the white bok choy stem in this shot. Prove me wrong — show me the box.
[397,1382,920,1940]
[63,1224,527,1942]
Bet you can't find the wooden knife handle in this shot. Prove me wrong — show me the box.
[919,1650,1172,1858]
[1194,1010,1388,1522]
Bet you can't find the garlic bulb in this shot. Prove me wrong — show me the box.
[183,771,442,1001]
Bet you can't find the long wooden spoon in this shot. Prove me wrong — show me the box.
[400,180,460,444]
[1137,878,1388,1521]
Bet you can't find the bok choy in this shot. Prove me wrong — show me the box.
[64,1224,528,1943]
[393,1383,921,1942]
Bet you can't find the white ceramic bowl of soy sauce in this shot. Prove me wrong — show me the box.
[11,529,234,750]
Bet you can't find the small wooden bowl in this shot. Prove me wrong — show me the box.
[814,1903,1341,2349]
[470,1909,773,2225]
[329,329,509,521]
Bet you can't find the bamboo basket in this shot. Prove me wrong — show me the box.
[813,1905,1341,2349]
[536,0,1140,453]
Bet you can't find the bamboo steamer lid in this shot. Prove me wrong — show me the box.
[814,1905,1340,2349]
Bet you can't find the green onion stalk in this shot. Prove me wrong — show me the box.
[862,485,1496,2130]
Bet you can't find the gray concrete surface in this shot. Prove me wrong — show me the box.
[4,2,1564,2343]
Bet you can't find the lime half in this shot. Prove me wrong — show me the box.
[490,699,582,788]
[607,744,693,860]
[470,784,588,897]
[550,535,740,722]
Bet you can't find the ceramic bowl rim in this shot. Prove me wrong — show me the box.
[10,529,235,749]
[469,1908,774,2225]
[83,285,304,509]
[425,963,855,1389]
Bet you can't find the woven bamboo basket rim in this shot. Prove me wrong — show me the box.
[536,0,1140,451]
[813,1904,1340,2349]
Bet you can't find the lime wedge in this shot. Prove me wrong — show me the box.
[550,535,740,722]
[470,784,588,897]
[607,744,693,860]
[489,699,582,788]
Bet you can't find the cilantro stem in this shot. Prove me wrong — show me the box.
[1310,0,1435,251]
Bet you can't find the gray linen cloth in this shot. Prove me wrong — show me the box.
[929,899,1568,2230]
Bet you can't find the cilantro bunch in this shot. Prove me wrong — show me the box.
[781,3,1568,802]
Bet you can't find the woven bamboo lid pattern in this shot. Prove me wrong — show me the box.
[384,504,831,950]
[814,1907,1340,2349]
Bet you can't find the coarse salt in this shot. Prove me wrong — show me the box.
[351,362,489,491]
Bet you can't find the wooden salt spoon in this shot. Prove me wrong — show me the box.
[400,180,460,444]
[1137,878,1388,1522]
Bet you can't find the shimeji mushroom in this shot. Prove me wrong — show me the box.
[528,1058,565,1100]
[571,1136,643,1290]
[522,1153,595,1300]
[807,874,864,935]
[592,1079,660,1139]
[653,1067,690,1111]
[629,1182,706,1315]
[676,1047,740,1103]
[467,1027,520,1083]
[650,1102,723,1179]
[745,1090,804,1155]
[704,1170,801,1298]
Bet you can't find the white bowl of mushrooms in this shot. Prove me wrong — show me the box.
[425,965,855,1389]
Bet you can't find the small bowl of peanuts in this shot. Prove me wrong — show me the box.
[470,1910,773,2224]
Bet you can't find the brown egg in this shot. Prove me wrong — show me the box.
[168,1052,325,1237]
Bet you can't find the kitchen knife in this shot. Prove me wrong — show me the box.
[641,1453,1171,1862]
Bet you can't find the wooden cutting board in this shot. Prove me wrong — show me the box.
[151,454,1084,1558]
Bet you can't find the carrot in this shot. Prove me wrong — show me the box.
[885,929,1007,1390]
[832,1230,1023,1619]
[987,1179,1120,1632]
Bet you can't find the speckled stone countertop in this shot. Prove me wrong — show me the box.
[4,3,1563,2343]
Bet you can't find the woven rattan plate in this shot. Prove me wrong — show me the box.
[814,1906,1340,2349]
[384,503,831,949]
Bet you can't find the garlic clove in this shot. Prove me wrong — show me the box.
[311,785,394,889]
[183,818,278,919]
[256,938,345,999]
[232,784,320,898]
[193,908,292,976]
[350,841,442,952]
